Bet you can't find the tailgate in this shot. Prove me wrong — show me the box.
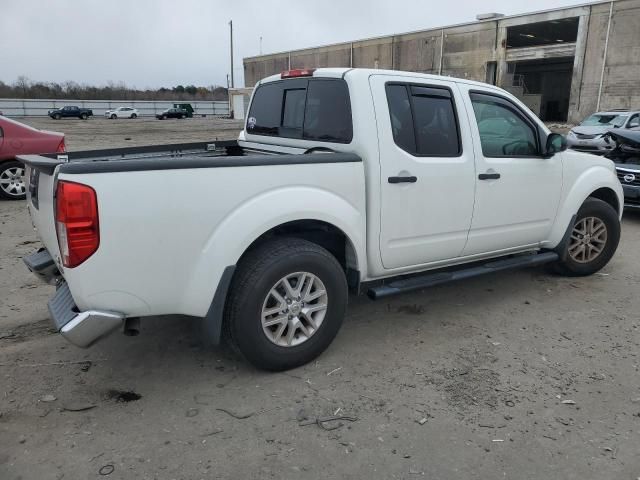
[20,154,66,269]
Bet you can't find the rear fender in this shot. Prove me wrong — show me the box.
[180,186,365,316]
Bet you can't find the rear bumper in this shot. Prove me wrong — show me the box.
[48,282,123,347]
[24,249,123,347]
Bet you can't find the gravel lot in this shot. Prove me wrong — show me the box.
[1,118,639,479]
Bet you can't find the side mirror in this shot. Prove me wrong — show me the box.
[544,133,567,157]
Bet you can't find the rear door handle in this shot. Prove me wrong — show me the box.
[478,172,500,180]
[388,176,417,184]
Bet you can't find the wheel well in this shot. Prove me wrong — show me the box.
[242,220,359,287]
[588,187,619,214]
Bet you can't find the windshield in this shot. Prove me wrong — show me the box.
[580,114,628,128]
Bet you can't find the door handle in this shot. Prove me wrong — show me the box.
[478,172,500,180]
[388,176,417,184]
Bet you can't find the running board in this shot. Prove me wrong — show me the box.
[367,252,559,300]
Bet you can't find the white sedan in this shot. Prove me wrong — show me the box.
[104,107,139,119]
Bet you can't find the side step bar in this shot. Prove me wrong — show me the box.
[367,251,559,300]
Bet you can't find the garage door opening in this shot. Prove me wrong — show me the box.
[507,58,574,122]
[506,17,579,48]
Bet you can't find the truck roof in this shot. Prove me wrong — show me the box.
[258,67,499,91]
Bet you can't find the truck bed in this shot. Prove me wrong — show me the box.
[19,140,365,325]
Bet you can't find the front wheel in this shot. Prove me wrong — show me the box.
[224,237,348,371]
[553,198,620,276]
[0,160,26,200]
[131,113,137,119]
[80,113,88,120]
[110,114,117,119]
[53,114,61,120]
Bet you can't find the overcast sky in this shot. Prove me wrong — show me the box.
[1,0,589,89]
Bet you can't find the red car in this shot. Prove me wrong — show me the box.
[0,116,65,200]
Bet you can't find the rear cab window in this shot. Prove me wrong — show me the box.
[247,78,353,144]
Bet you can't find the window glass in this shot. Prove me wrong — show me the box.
[580,113,628,128]
[303,80,352,143]
[628,114,640,128]
[412,92,460,156]
[247,82,282,135]
[281,88,306,132]
[247,79,352,143]
[386,84,416,153]
[471,95,538,157]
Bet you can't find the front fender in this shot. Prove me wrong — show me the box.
[545,165,623,249]
[180,185,366,317]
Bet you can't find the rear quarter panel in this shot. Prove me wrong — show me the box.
[58,161,366,318]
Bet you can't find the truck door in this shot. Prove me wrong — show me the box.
[459,85,562,255]
[370,75,476,270]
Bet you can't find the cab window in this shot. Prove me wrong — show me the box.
[385,83,461,157]
[470,93,539,157]
[247,78,352,143]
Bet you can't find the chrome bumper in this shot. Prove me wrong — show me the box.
[24,249,123,347]
[48,281,123,348]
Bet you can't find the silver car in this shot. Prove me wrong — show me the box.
[567,110,640,154]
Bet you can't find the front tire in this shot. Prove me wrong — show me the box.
[110,114,117,119]
[554,198,620,276]
[80,113,88,120]
[131,113,137,119]
[53,114,61,120]
[0,160,27,200]
[224,238,348,371]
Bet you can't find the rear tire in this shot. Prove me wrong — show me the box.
[553,198,620,276]
[224,237,348,371]
[0,160,27,200]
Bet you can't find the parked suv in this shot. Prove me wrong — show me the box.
[567,109,640,153]
[156,108,187,120]
[105,107,139,119]
[22,68,622,371]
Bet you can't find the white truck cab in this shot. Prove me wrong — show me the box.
[21,68,623,371]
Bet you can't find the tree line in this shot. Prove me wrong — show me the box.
[0,76,228,101]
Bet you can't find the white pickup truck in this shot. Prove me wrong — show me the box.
[21,68,623,371]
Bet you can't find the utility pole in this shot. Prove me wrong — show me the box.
[229,20,235,89]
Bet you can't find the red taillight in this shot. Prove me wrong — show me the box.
[56,138,66,153]
[281,68,315,79]
[55,181,99,268]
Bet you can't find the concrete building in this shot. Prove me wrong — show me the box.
[243,0,640,123]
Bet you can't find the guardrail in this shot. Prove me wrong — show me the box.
[0,98,229,117]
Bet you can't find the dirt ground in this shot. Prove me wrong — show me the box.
[1,118,639,479]
[20,116,245,150]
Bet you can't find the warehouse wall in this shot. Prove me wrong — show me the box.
[574,0,640,122]
[243,0,640,124]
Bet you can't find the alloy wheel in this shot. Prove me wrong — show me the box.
[261,272,328,347]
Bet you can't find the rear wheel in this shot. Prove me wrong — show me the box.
[0,160,26,200]
[554,198,620,276]
[224,237,348,371]
[180,114,185,119]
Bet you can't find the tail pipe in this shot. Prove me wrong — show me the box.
[123,317,140,336]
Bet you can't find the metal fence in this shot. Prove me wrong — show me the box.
[0,98,229,117]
